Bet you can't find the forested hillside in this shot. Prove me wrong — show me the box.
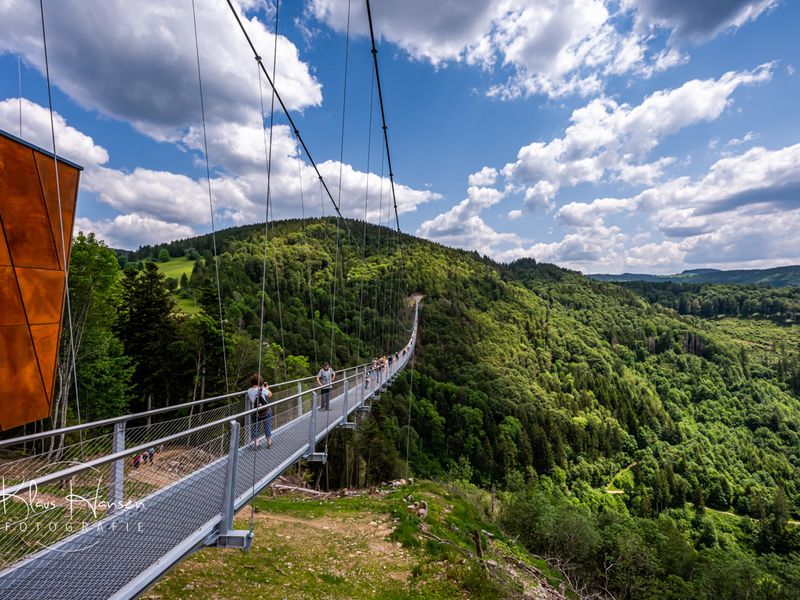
[589,265,800,287]
[38,219,800,597]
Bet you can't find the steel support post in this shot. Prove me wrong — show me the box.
[108,420,125,514]
[217,420,252,549]
[307,391,326,461]
[296,381,303,419]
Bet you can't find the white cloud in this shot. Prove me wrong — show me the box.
[417,185,518,253]
[0,98,108,167]
[309,0,704,100]
[556,197,634,227]
[2,98,440,247]
[75,214,195,250]
[468,166,498,187]
[495,224,626,271]
[507,209,523,220]
[0,0,322,141]
[628,0,776,43]
[310,0,776,101]
[501,64,773,201]
[533,143,800,271]
[724,131,758,147]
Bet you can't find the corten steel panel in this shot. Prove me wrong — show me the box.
[0,266,26,327]
[0,327,45,429]
[30,324,60,402]
[35,150,77,267]
[0,225,10,265]
[0,138,60,270]
[0,129,81,431]
[15,267,65,325]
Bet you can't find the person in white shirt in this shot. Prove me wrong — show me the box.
[247,373,272,449]
[316,361,336,411]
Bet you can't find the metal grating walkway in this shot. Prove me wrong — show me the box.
[0,307,417,599]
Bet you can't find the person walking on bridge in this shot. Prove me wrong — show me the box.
[317,361,336,411]
[248,373,273,449]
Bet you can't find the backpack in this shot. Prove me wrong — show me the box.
[256,387,271,418]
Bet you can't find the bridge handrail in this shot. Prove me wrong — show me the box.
[0,337,416,498]
[0,358,381,449]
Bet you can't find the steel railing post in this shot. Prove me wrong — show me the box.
[216,420,251,549]
[296,381,303,419]
[243,392,252,443]
[108,420,126,514]
[309,391,317,450]
[343,379,349,420]
[220,420,240,533]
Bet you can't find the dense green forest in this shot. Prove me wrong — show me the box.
[589,265,800,287]
[23,219,800,598]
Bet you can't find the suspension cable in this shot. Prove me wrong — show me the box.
[365,0,408,354]
[17,56,22,137]
[357,65,375,360]
[292,132,318,367]
[224,0,358,248]
[370,143,385,357]
[39,0,82,441]
[405,346,416,479]
[251,0,281,532]
[191,0,229,393]
[324,0,352,463]
[268,186,289,381]
[333,0,353,364]
[365,0,402,237]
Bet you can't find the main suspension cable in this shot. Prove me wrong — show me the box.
[39,0,83,442]
[191,0,229,393]
[224,0,358,248]
[251,0,281,532]
[365,0,402,238]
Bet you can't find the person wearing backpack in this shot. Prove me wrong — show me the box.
[248,373,273,449]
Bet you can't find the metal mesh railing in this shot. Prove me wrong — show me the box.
[0,305,418,599]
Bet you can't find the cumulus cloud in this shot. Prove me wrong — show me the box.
[628,0,776,43]
[1,98,439,248]
[309,0,707,100]
[502,64,773,203]
[310,0,775,100]
[75,215,195,250]
[0,0,321,141]
[0,98,108,167]
[724,131,758,147]
[417,186,519,253]
[468,166,498,187]
[531,143,800,272]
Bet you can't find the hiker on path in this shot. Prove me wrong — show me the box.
[248,373,273,449]
[317,361,336,411]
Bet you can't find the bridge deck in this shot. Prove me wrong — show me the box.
[0,356,409,600]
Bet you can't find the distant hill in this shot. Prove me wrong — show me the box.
[589,265,800,287]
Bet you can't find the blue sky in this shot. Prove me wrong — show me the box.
[1,0,799,273]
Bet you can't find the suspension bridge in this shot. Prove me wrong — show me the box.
[0,0,418,596]
[0,301,416,600]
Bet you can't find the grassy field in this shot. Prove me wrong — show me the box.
[156,256,196,282]
[148,481,571,599]
[153,258,201,314]
[175,296,202,315]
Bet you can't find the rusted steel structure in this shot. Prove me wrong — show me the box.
[0,129,81,431]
